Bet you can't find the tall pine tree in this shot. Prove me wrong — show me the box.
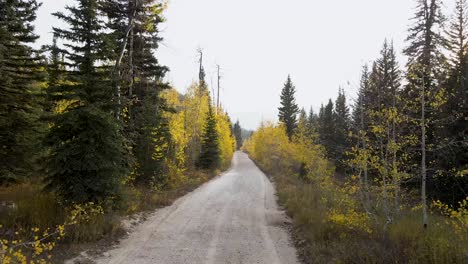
[197,103,220,169]
[434,0,468,204]
[307,106,318,137]
[403,0,448,227]
[278,75,299,140]
[102,0,171,187]
[318,99,335,159]
[0,0,45,184]
[333,88,350,172]
[45,0,130,204]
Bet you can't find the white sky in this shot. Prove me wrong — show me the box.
[35,0,455,130]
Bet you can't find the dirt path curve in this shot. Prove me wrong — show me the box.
[95,152,298,264]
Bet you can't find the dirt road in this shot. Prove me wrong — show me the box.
[95,152,298,264]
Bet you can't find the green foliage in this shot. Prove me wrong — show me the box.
[318,99,335,157]
[132,89,171,188]
[233,120,243,150]
[0,0,45,184]
[332,88,350,171]
[432,0,468,205]
[197,104,220,169]
[102,0,170,189]
[278,75,299,140]
[45,107,130,204]
[45,0,130,204]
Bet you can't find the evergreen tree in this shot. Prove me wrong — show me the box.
[434,0,468,204]
[102,0,170,187]
[45,0,130,203]
[233,120,243,150]
[307,106,318,136]
[198,104,220,169]
[352,65,370,132]
[278,75,299,140]
[318,99,335,159]
[351,65,372,209]
[333,88,350,171]
[0,0,45,184]
[133,92,171,187]
[403,0,448,227]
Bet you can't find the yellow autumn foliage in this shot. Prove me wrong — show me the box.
[215,109,236,170]
[244,122,467,263]
[163,84,235,183]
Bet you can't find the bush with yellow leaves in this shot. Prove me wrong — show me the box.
[244,122,468,263]
[0,202,106,263]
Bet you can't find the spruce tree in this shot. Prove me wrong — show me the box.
[403,0,447,227]
[318,99,335,159]
[102,0,170,187]
[307,106,318,137]
[333,88,350,171]
[45,0,130,204]
[0,0,45,184]
[233,120,243,150]
[198,104,220,169]
[352,65,370,133]
[434,0,468,204]
[278,75,299,140]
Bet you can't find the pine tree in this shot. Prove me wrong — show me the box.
[133,92,171,187]
[351,65,372,211]
[198,104,220,169]
[333,88,350,171]
[307,106,318,136]
[403,0,448,227]
[352,65,370,133]
[45,0,130,203]
[318,99,335,159]
[434,0,468,205]
[278,75,299,140]
[233,120,243,150]
[0,0,45,184]
[102,0,170,187]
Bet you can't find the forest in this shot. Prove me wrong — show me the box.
[0,0,467,263]
[0,0,242,262]
[244,0,467,262]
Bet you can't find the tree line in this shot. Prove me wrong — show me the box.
[0,0,241,206]
[277,0,467,221]
[242,1,467,261]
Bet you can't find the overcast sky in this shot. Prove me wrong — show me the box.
[35,0,455,130]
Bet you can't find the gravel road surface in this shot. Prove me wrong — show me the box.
[95,151,298,264]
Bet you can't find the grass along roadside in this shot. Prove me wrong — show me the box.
[243,123,468,264]
[252,156,468,264]
[0,169,221,263]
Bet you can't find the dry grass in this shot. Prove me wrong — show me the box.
[0,169,217,262]
[269,170,468,264]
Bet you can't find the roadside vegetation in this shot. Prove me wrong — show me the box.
[0,0,238,262]
[244,123,467,263]
[245,0,467,262]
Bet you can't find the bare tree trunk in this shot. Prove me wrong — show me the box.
[421,77,428,229]
[383,128,392,231]
[128,26,134,97]
[128,10,135,120]
[378,82,391,231]
[392,88,400,215]
[112,7,136,119]
[360,100,371,211]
